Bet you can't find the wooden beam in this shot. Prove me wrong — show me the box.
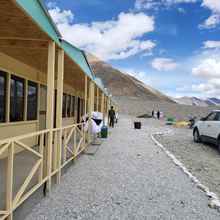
[0,37,48,42]
[101,92,104,119]
[56,49,64,184]
[97,87,99,112]
[46,41,55,192]
[84,76,88,115]
[84,76,88,146]
[88,81,94,143]
[6,142,14,220]
[38,134,44,184]
[0,38,48,50]
[107,97,110,120]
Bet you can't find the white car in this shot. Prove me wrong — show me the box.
[193,110,220,151]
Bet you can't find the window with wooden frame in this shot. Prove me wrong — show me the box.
[27,81,38,121]
[62,93,67,118]
[71,96,75,117]
[0,71,6,122]
[10,75,25,122]
[66,94,71,117]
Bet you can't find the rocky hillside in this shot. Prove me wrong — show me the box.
[87,54,219,119]
[87,54,174,103]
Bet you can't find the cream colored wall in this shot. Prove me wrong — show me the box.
[0,121,38,158]
[0,121,38,140]
[0,52,46,84]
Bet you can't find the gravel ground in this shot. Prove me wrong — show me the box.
[155,124,220,201]
[24,116,220,220]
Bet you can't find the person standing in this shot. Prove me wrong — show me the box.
[157,110,160,120]
[109,106,116,127]
[152,110,154,118]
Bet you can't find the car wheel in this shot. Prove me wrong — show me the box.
[193,128,201,143]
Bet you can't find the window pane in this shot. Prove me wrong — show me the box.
[207,113,216,121]
[66,95,71,117]
[27,81,38,121]
[62,93,67,118]
[0,71,6,122]
[213,112,220,121]
[10,75,24,122]
[71,96,75,117]
[217,113,220,121]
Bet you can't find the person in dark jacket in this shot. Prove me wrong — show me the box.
[152,110,154,118]
[157,110,160,120]
[109,106,116,127]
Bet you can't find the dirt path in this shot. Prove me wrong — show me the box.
[24,116,220,220]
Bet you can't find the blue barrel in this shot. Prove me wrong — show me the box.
[101,126,108,138]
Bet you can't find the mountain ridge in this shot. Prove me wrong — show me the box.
[87,53,174,103]
[175,96,220,107]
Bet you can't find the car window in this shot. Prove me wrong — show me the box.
[206,112,217,121]
[214,112,220,121]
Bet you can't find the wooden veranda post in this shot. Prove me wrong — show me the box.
[56,48,64,183]
[88,81,94,143]
[84,76,88,116]
[6,143,14,220]
[106,96,109,123]
[97,87,99,112]
[46,41,55,192]
[84,75,88,146]
[101,92,104,119]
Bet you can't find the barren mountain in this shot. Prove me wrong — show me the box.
[87,54,217,119]
[175,97,220,107]
[87,53,174,103]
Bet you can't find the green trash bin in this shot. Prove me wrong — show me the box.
[166,117,176,125]
[101,126,108,138]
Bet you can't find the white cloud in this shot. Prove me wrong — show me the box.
[191,55,220,97]
[203,40,220,49]
[200,0,220,29]
[192,57,220,79]
[134,0,220,29]
[151,57,178,71]
[202,0,220,13]
[135,0,197,10]
[48,6,155,61]
[192,83,215,92]
[192,82,220,97]
[49,7,74,24]
[200,14,220,29]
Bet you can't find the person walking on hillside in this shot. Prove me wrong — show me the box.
[157,110,160,120]
[109,106,116,128]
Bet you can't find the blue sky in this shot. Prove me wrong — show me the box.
[45,0,220,98]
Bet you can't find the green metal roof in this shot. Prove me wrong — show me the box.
[61,40,95,80]
[94,77,107,94]
[15,0,109,93]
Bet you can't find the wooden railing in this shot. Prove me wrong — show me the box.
[0,122,88,220]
